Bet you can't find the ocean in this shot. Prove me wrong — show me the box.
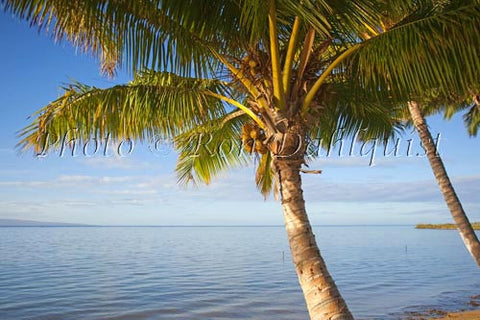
[0,226,479,319]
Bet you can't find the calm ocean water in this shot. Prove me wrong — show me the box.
[0,226,479,320]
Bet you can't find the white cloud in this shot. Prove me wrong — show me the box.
[0,180,46,188]
[80,156,156,170]
[57,175,133,184]
[99,189,159,195]
[303,174,480,204]
[308,152,428,169]
[1,163,478,225]
[0,174,137,189]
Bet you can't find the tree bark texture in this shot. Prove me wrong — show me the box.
[273,154,353,320]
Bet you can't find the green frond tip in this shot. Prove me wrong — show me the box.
[174,111,251,186]
[348,3,480,101]
[464,101,480,136]
[17,71,232,154]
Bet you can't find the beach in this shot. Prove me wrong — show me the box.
[434,310,480,319]
[408,294,480,319]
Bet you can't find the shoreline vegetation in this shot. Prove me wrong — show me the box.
[416,222,480,230]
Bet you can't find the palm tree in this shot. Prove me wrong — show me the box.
[372,1,480,267]
[407,100,480,267]
[4,1,480,319]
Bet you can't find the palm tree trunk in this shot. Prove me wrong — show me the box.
[408,101,480,267]
[273,157,353,320]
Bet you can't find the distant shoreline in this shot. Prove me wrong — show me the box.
[0,219,91,227]
[0,220,416,227]
[416,222,480,230]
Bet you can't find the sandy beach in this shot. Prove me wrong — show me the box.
[433,310,480,319]
[407,294,480,319]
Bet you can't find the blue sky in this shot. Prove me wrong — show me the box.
[0,12,479,226]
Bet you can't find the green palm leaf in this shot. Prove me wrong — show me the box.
[174,111,250,186]
[347,3,480,101]
[2,0,395,78]
[2,0,251,76]
[17,71,231,154]
[464,100,480,136]
[306,81,404,153]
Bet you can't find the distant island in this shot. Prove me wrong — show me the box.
[0,219,90,227]
[416,222,480,230]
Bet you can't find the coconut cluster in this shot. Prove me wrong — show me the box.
[241,122,268,154]
[242,55,261,77]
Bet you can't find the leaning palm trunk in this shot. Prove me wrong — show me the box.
[408,101,480,267]
[272,134,353,320]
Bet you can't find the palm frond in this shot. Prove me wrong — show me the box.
[174,111,250,185]
[2,0,399,78]
[398,86,480,136]
[464,97,480,136]
[1,0,253,76]
[280,0,383,42]
[255,151,276,199]
[17,71,231,154]
[306,81,405,155]
[347,3,480,101]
